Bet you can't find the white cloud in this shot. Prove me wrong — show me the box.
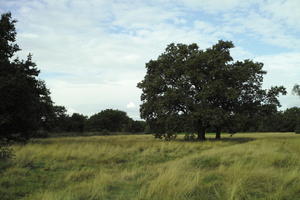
[179,0,256,12]
[256,53,300,86]
[262,0,300,30]
[66,107,79,115]
[230,46,254,60]
[126,102,136,109]
[255,52,300,109]
[222,11,300,49]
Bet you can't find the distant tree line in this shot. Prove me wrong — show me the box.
[216,107,300,133]
[40,105,300,136]
[43,107,146,135]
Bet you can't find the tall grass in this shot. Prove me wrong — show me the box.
[1,133,300,200]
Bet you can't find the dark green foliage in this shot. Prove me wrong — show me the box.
[85,109,146,134]
[295,117,300,134]
[66,113,87,132]
[86,109,131,132]
[45,107,146,135]
[238,107,300,132]
[44,106,88,133]
[295,125,300,134]
[0,12,53,143]
[126,120,146,133]
[281,108,300,132]
[43,105,69,132]
[0,13,19,60]
[137,40,286,140]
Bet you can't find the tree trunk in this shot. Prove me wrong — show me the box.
[215,127,221,140]
[197,128,206,141]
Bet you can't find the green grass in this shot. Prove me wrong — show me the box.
[1,133,300,200]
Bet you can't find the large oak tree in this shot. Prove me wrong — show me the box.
[138,41,286,140]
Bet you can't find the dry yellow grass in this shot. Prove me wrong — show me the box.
[1,133,300,200]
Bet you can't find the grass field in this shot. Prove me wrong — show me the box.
[1,133,300,200]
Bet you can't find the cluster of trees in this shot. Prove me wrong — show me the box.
[220,107,300,133]
[0,13,53,144]
[0,12,53,158]
[86,109,146,133]
[138,41,289,140]
[45,107,146,134]
[0,12,146,156]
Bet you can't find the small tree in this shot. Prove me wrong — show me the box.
[126,120,146,133]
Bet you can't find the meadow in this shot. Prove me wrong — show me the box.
[1,133,300,200]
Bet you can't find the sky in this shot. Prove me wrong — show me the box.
[1,0,299,119]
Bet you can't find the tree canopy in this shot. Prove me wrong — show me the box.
[137,41,286,140]
[86,109,131,132]
[0,12,53,142]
